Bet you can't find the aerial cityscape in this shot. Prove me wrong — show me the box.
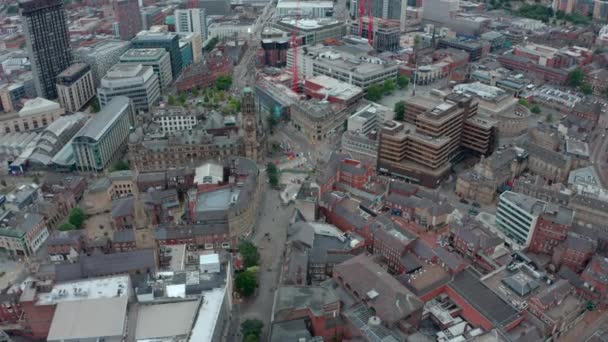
[0,0,607,340]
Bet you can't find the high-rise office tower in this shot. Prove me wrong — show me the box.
[175,8,207,41]
[20,0,73,100]
[115,0,142,40]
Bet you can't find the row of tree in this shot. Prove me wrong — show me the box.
[59,207,87,231]
[235,241,261,298]
[365,76,410,102]
[266,163,279,187]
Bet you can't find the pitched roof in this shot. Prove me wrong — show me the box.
[55,249,156,281]
[334,254,423,325]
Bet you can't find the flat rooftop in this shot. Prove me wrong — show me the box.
[188,287,227,342]
[450,268,520,327]
[47,296,128,341]
[121,48,166,60]
[37,275,130,306]
[196,188,240,212]
[57,63,89,78]
[105,64,148,79]
[135,301,199,340]
[500,191,547,216]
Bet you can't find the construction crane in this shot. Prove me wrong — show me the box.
[291,0,301,92]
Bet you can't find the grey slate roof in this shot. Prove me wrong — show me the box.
[55,249,156,281]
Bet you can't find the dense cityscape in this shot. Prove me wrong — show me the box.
[0,0,606,341]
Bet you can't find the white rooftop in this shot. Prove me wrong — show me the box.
[200,253,220,266]
[37,275,130,306]
[188,287,226,342]
[194,163,224,185]
[19,97,61,117]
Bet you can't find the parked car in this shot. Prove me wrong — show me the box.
[459,198,470,204]
[472,202,481,208]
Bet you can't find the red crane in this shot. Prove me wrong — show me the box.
[358,0,365,36]
[367,0,373,46]
[291,0,301,92]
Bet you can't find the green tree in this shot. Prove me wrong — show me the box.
[58,222,76,231]
[244,334,259,342]
[178,93,188,105]
[394,101,406,121]
[531,105,542,114]
[546,113,553,122]
[267,116,278,130]
[235,270,257,297]
[518,98,530,107]
[568,68,585,88]
[112,160,130,171]
[215,75,233,91]
[229,98,241,112]
[90,97,101,113]
[203,37,219,52]
[6,5,18,14]
[366,84,383,102]
[383,79,396,94]
[32,175,39,184]
[267,162,279,187]
[241,319,264,339]
[168,95,177,106]
[68,207,86,229]
[397,75,410,89]
[580,83,593,95]
[414,35,422,47]
[239,241,260,267]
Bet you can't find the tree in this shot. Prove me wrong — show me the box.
[111,160,130,171]
[235,270,257,297]
[383,79,396,94]
[91,96,101,113]
[168,95,177,106]
[267,116,278,130]
[397,75,410,89]
[546,113,553,122]
[58,222,76,231]
[267,162,279,187]
[244,335,259,342]
[215,75,232,91]
[203,37,219,52]
[239,241,260,267]
[228,98,241,113]
[0,180,6,187]
[32,175,39,184]
[531,105,542,114]
[518,98,530,107]
[241,319,264,339]
[568,69,585,88]
[178,93,188,105]
[68,207,86,229]
[580,83,593,95]
[394,101,406,121]
[366,84,383,102]
[413,35,422,47]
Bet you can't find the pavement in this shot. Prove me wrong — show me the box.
[226,180,294,342]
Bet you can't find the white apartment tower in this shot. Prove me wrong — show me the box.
[175,9,207,41]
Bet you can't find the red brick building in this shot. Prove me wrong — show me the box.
[175,51,233,92]
[46,231,85,261]
[337,159,373,190]
[272,286,343,341]
[552,234,596,272]
[0,291,23,326]
[528,208,573,255]
[581,255,608,299]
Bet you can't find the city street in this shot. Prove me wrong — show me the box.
[227,179,294,342]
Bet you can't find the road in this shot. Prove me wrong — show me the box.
[226,180,293,342]
[590,126,608,189]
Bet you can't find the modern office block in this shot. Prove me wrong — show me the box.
[98,64,160,113]
[75,40,131,86]
[132,31,183,79]
[72,97,134,172]
[496,191,547,246]
[119,48,173,92]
